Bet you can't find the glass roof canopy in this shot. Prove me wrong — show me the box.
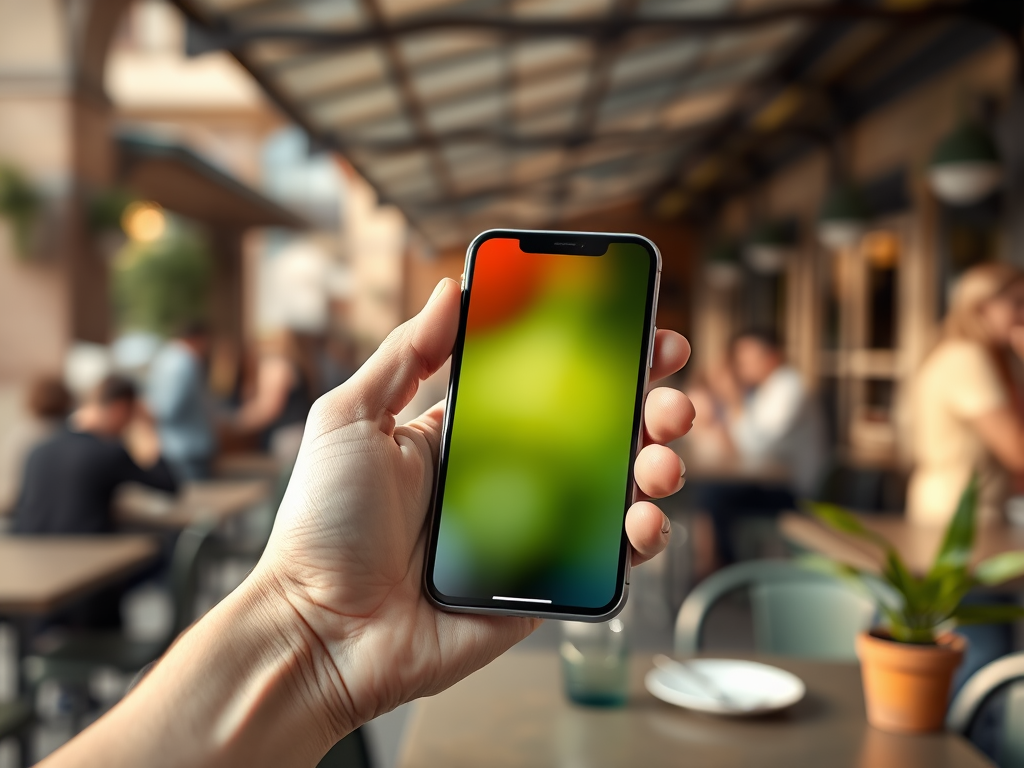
[180,0,818,247]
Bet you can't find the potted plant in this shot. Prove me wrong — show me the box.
[809,478,1024,733]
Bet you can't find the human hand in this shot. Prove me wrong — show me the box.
[250,277,694,738]
[124,408,161,468]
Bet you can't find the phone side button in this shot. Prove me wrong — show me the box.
[648,327,657,368]
[624,558,631,586]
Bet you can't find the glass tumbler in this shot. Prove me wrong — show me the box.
[560,617,629,706]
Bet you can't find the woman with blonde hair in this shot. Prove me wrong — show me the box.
[908,261,1024,526]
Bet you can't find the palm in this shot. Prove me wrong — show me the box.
[268,402,537,725]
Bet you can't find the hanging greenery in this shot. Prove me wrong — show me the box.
[87,187,138,233]
[112,219,213,336]
[0,164,42,260]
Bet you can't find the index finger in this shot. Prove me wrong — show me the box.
[650,330,691,384]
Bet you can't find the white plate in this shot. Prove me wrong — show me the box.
[645,658,806,716]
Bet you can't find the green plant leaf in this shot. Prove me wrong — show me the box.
[951,604,1024,626]
[929,571,976,624]
[878,603,913,639]
[974,551,1024,586]
[886,618,937,644]
[87,187,136,232]
[883,550,922,611]
[0,164,42,259]
[806,502,894,552]
[930,476,978,575]
[112,222,212,336]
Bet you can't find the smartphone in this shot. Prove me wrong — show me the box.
[423,229,662,621]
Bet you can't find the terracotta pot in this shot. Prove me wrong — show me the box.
[856,630,966,733]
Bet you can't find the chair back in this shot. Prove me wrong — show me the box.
[169,522,219,638]
[948,652,1024,768]
[674,559,875,661]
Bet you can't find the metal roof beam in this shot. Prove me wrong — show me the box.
[184,3,1002,57]
[341,125,699,152]
[357,0,456,197]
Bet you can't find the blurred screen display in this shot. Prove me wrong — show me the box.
[431,236,653,610]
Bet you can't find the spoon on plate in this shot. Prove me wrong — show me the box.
[652,654,744,710]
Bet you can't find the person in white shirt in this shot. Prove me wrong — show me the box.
[725,331,826,496]
[695,329,827,564]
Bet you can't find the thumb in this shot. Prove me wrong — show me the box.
[344,277,461,424]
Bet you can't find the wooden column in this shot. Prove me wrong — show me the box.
[207,226,245,350]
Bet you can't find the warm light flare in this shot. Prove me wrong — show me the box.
[863,231,900,269]
[121,201,166,242]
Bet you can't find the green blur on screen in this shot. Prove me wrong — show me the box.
[433,237,652,609]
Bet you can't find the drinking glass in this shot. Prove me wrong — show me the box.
[560,617,629,706]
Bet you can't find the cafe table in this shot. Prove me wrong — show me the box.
[0,535,160,702]
[115,478,270,529]
[779,512,1024,576]
[214,452,281,480]
[0,535,158,616]
[397,651,991,768]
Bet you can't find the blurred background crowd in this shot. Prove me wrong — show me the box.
[3,0,1024,766]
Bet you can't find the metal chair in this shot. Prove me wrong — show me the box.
[948,652,1024,768]
[24,523,219,685]
[674,559,875,661]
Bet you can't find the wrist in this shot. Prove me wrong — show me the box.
[64,567,355,768]
[239,568,358,744]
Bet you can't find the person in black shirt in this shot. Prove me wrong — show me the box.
[13,375,178,535]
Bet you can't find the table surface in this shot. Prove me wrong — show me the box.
[214,452,282,480]
[115,478,270,528]
[0,535,159,615]
[397,651,991,768]
[780,512,1024,576]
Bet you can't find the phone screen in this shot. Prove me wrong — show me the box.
[427,233,657,615]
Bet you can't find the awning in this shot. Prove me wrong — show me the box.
[172,0,1005,246]
[118,135,308,229]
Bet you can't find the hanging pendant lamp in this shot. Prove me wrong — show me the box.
[705,240,743,289]
[818,182,869,250]
[745,219,797,274]
[928,120,1002,206]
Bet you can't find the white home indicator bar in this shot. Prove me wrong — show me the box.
[492,596,552,604]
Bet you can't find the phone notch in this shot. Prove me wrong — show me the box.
[518,233,609,257]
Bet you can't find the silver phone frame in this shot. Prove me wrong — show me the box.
[422,228,663,622]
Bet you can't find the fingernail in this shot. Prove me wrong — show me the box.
[661,515,671,535]
[427,279,448,306]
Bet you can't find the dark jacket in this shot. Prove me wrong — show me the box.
[12,428,178,535]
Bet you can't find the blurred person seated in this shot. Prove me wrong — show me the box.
[692,329,827,566]
[231,330,316,467]
[909,262,1024,527]
[148,321,216,481]
[0,376,72,515]
[12,375,178,536]
[908,262,1024,690]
